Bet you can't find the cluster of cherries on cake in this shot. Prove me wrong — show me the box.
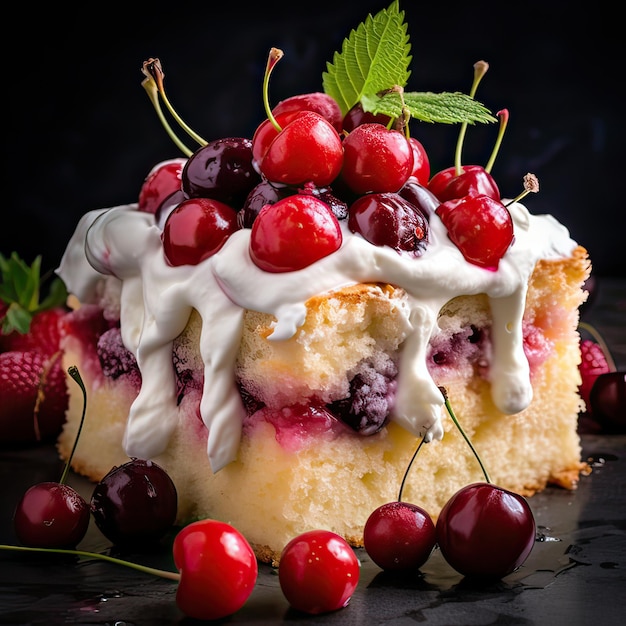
[144,81,514,276]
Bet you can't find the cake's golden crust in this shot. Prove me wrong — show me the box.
[57,246,591,565]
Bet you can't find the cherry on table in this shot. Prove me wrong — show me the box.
[278,529,360,615]
[13,482,90,549]
[173,519,258,621]
[90,458,178,548]
[436,482,536,579]
[589,371,626,432]
[364,501,436,571]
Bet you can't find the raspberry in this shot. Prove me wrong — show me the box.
[578,339,611,413]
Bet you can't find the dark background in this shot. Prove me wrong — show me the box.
[3,0,622,279]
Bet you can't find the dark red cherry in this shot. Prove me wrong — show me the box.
[238,180,292,228]
[13,482,90,548]
[428,164,500,202]
[348,192,429,257]
[342,102,391,133]
[182,137,261,208]
[364,501,436,571]
[399,177,439,220]
[90,459,178,547]
[589,371,626,432]
[436,482,536,579]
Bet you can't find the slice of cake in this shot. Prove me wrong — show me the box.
[55,3,591,566]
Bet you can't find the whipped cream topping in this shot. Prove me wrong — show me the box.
[57,200,578,472]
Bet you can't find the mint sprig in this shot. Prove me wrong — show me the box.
[323,0,496,126]
[0,252,68,335]
[323,1,410,116]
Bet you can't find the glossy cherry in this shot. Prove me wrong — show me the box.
[250,194,342,272]
[162,197,239,266]
[341,123,413,194]
[278,529,360,614]
[173,519,258,621]
[138,158,186,216]
[399,177,439,220]
[408,137,430,186]
[182,137,260,208]
[436,194,513,269]
[272,92,343,134]
[90,459,178,547]
[364,501,436,571]
[589,371,626,432]
[13,482,90,549]
[348,191,429,257]
[256,111,344,187]
[436,482,536,579]
[428,164,500,202]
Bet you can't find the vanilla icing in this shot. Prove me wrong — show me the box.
[57,197,577,472]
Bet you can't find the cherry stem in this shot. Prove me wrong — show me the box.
[0,544,180,582]
[454,60,489,177]
[578,322,617,371]
[484,109,509,174]
[263,48,284,132]
[58,366,86,485]
[141,58,206,153]
[397,436,426,502]
[439,386,491,483]
[504,173,540,207]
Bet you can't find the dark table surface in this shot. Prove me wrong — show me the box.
[1,277,625,626]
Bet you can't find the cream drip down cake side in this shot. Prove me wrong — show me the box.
[55,2,591,565]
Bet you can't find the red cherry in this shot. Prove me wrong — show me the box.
[258,111,344,187]
[436,194,514,269]
[589,371,626,432]
[138,158,186,215]
[436,482,536,579]
[408,137,430,186]
[278,529,360,615]
[173,519,258,620]
[162,197,239,266]
[272,92,343,134]
[251,111,298,165]
[341,123,414,194]
[363,501,436,571]
[13,482,90,549]
[428,164,500,202]
[249,194,342,272]
[342,101,391,133]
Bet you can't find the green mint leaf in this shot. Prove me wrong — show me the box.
[322,1,411,116]
[362,91,498,125]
